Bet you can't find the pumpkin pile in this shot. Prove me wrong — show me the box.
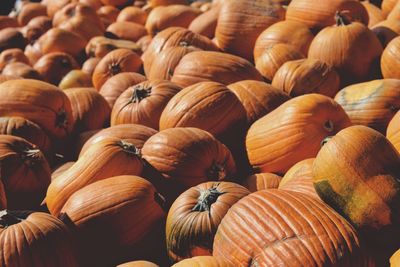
[0,0,400,266]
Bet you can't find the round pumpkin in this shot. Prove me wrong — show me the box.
[0,117,51,154]
[2,62,41,80]
[171,256,231,267]
[46,137,144,216]
[17,2,47,26]
[100,0,129,6]
[213,189,367,266]
[46,0,72,19]
[0,79,74,139]
[334,79,400,133]
[137,35,153,53]
[51,161,75,181]
[313,125,400,252]
[271,58,340,97]
[166,181,249,261]
[92,48,143,90]
[106,21,148,42]
[117,6,148,25]
[382,36,400,79]
[21,16,52,44]
[242,173,282,192]
[387,111,400,153]
[0,211,79,267]
[227,80,290,125]
[246,93,352,174]
[58,15,104,41]
[111,80,182,129]
[362,1,384,28]
[387,1,400,21]
[0,48,30,71]
[85,36,141,58]
[188,6,220,39]
[53,2,103,30]
[58,70,93,89]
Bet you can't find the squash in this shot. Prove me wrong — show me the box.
[188,6,220,39]
[166,181,249,261]
[106,21,147,42]
[387,111,400,153]
[242,173,282,192]
[117,6,148,25]
[246,93,351,174]
[382,36,400,79]
[0,48,30,71]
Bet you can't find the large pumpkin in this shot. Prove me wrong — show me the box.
[53,2,103,29]
[0,211,79,267]
[0,79,74,139]
[111,80,182,129]
[381,36,400,79]
[171,51,263,87]
[166,181,249,261]
[334,79,400,133]
[387,111,400,153]
[213,190,367,266]
[246,93,351,174]
[215,0,285,61]
[313,125,400,252]
[46,137,144,216]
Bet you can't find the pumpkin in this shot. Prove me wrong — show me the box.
[188,6,219,39]
[278,158,320,199]
[53,2,103,30]
[0,48,30,71]
[106,21,147,42]
[24,42,43,65]
[99,72,147,108]
[372,19,400,48]
[313,125,400,252]
[100,0,129,6]
[73,129,100,157]
[227,80,290,125]
[382,36,400,79]
[46,0,72,18]
[60,175,165,266]
[166,181,249,261]
[37,28,87,60]
[213,189,367,266]
[85,36,141,58]
[0,79,74,139]
[387,1,400,21]
[17,3,47,26]
[334,79,400,133]
[58,15,104,41]
[58,70,93,89]
[391,249,400,267]
[148,0,189,7]
[0,135,50,209]
[0,16,19,30]
[79,124,157,157]
[142,27,219,76]
[215,0,285,61]
[34,52,79,85]
[286,0,369,31]
[145,5,201,37]
[80,0,102,10]
[171,256,231,267]
[52,161,75,181]
[117,6,148,25]
[255,43,305,81]
[64,87,111,133]
[382,0,398,17]
[242,173,282,192]
[117,261,159,267]
[0,182,6,209]
[46,137,144,216]
[111,80,182,129]
[171,51,263,87]
[0,117,51,154]
[2,62,41,80]
[271,58,340,97]
[141,127,237,199]
[97,5,120,27]
[254,20,314,60]
[246,93,352,174]
[308,12,383,86]
[0,28,26,52]
[82,57,100,76]
[147,46,200,81]
[92,48,143,90]
[387,111,400,152]
[0,74,20,84]
[0,211,79,267]
[362,1,384,28]
[21,16,52,43]
[137,35,153,53]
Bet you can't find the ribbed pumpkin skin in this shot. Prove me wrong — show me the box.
[79,124,157,157]
[0,211,79,267]
[99,72,147,108]
[242,173,282,192]
[272,58,341,98]
[166,182,249,261]
[0,117,51,154]
[382,36,400,79]
[213,190,366,266]
[246,94,352,174]
[188,6,219,39]
[254,20,314,60]
[215,0,285,61]
[387,111,400,152]
[286,0,369,31]
[92,48,143,90]
[308,20,382,86]
[60,175,165,265]
[0,79,74,140]
[171,51,263,87]
[227,80,290,125]
[142,27,219,76]
[159,82,246,141]
[334,79,400,134]
[117,261,159,267]
[171,256,231,267]
[64,87,111,133]
[46,138,144,216]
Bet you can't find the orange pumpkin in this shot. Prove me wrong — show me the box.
[82,57,100,76]
[53,2,103,30]
[100,0,129,6]
[0,181,6,209]
[387,1,400,21]
[391,249,400,267]
[117,6,148,25]
[137,35,153,53]
[97,5,120,27]
[242,173,282,192]
[382,36,400,79]
[58,70,93,89]
[387,111,400,153]
[106,21,148,42]
[21,16,52,44]
[85,36,141,58]
[148,0,189,7]
[24,42,43,65]
[2,62,41,80]
[0,16,19,30]
[58,15,104,41]
[188,6,220,39]
[17,2,47,26]
[246,93,352,174]
[46,0,72,18]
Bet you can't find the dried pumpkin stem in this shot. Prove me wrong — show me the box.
[109,63,121,76]
[192,186,224,212]
[335,11,351,26]
[118,140,141,157]
[129,85,151,103]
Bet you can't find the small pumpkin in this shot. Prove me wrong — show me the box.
[58,70,93,89]
[0,48,30,71]
[271,58,340,97]
[85,36,141,58]
[188,6,220,39]
[387,111,400,153]
[246,93,351,174]
[92,48,143,90]
[106,21,148,42]
[242,173,282,192]
[46,0,71,19]
[382,36,400,79]
[171,256,231,267]
[2,62,41,80]
[148,0,189,7]
[117,6,148,25]
[334,79,400,133]
[17,2,47,26]
[100,0,130,6]
[137,35,153,53]
[24,42,43,65]
[387,1,400,21]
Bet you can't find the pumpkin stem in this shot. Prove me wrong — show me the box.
[109,63,121,76]
[13,141,43,166]
[0,210,32,228]
[207,161,227,181]
[118,140,141,157]
[129,85,151,103]
[321,136,332,147]
[56,108,68,130]
[192,185,224,212]
[179,41,189,47]
[335,11,352,26]
[324,120,334,132]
